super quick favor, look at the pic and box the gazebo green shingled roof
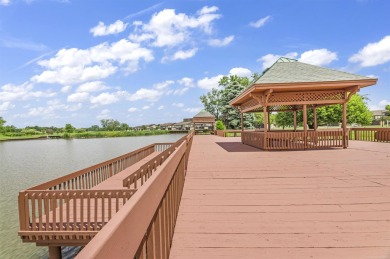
[193,110,215,118]
[255,57,373,85]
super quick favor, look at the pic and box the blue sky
[0,0,389,128]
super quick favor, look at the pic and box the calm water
[0,134,184,259]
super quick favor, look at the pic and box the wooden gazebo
[230,57,377,150]
[192,110,215,132]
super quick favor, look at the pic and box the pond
[0,134,184,259]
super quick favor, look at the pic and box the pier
[18,132,390,258]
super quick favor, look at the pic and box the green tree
[201,74,260,129]
[100,119,120,131]
[88,125,100,131]
[346,94,372,125]
[200,88,223,120]
[0,117,5,133]
[274,94,372,127]
[385,105,390,116]
[215,120,226,130]
[64,123,75,133]
[119,123,130,131]
[275,111,295,129]
[0,117,5,127]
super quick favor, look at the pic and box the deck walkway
[170,135,390,259]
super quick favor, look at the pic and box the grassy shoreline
[0,130,181,141]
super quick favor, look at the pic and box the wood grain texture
[170,136,390,259]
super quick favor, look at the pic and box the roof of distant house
[371,110,387,116]
[193,110,215,118]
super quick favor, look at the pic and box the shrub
[216,120,226,130]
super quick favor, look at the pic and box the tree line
[200,74,388,129]
[0,118,167,139]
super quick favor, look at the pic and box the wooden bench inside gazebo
[230,57,377,150]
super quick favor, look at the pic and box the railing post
[18,191,27,231]
[264,107,268,150]
[49,246,62,259]
[303,104,308,149]
[342,102,347,148]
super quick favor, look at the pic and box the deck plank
[169,136,390,259]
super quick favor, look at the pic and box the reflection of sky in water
[0,134,184,259]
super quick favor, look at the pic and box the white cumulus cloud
[177,77,194,87]
[158,105,164,110]
[67,92,89,102]
[197,75,224,90]
[90,92,120,105]
[229,67,252,77]
[76,81,108,92]
[153,80,174,90]
[90,20,128,37]
[0,82,56,102]
[0,101,14,112]
[299,49,338,66]
[32,39,153,85]
[0,0,10,6]
[165,48,198,62]
[127,88,162,102]
[208,35,234,47]
[128,107,138,112]
[249,16,271,28]
[349,35,390,67]
[61,85,72,93]
[129,6,221,48]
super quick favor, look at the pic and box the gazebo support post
[293,110,297,132]
[241,112,244,132]
[49,246,62,259]
[264,107,268,150]
[267,109,271,131]
[313,105,318,130]
[342,102,347,149]
[303,104,308,149]
[313,105,318,145]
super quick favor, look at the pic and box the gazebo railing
[349,127,390,142]
[242,129,344,150]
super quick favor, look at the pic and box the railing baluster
[59,193,63,231]
[31,194,36,231]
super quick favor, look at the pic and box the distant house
[160,123,175,130]
[173,121,192,131]
[372,110,387,120]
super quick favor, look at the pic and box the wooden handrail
[349,127,390,142]
[76,132,194,259]
[18,189,137,243]
[242,129,345,150]
[18,132,193,254]
[122,136,189,189]
[27,144,157,191]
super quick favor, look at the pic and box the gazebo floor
[170,135,390,259]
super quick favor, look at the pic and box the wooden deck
[170,135,390,259]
